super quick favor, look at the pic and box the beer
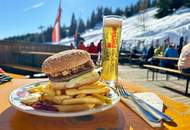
[101,16,123,84]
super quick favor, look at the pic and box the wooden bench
[152,56,179,61]
[144,64,190,94]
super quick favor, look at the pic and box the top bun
[42,50,92,74]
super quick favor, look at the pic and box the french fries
[21,81,112,112]
[78,81,107,90]
[52,95,72,104]
[28,85,47,93]
[92,94,112,104]
[55,90,62,96]
[65,87,109,96]
[75,93,87,98]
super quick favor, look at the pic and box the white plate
[9,81,120,117]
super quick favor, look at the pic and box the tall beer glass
[101,15,123,85]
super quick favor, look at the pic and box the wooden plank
[144,64,181,74]
[16,51,55,56]
[144,65,190,77]
[15,51,99,57]
[153,56,179,61]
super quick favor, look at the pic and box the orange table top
[0,79,190,130]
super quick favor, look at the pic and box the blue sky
[0,0,137,39]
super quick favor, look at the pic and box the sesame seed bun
[42,50,94,74]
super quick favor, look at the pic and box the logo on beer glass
[107,27,117,48]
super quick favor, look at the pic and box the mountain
[61,7,190,50]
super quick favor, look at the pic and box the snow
[60,7,190,50]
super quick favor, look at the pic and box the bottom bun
[50,71,100,89]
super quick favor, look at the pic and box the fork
[116,83,173,123]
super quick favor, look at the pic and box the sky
[0,0,137,39]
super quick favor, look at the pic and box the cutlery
[116,83,173,123]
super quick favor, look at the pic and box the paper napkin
[121,92,164,128]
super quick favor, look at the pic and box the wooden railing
[0,41,70,67]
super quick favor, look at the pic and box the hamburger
[21,50,111,112]
[42,49,100,89]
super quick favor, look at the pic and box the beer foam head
[103,15,123,27]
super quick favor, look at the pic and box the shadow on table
[160,85,190,97]
[0,104,177,130]
[0,105,126,130]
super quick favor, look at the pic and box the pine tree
[78,19,86,33]
[185,0,190,7]
[170,0,184,10]
[43,26,53,42]
[151,0,158,7]
[155,0,173,18]
[90,11,97,28]
[86,19,91,29]
[96,7,103,23]
[140,0,148,11]
[60,25,68,39]
[133,0,141,13]
[69,13,77,36]
[147,0,151,8]
[114,8,124,16]
[103,7,113,15]
[130,4,135,16]
[124,7,132,17]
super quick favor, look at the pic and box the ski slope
[61,7,190,50]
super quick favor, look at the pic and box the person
[146,45,154,62]
[178,43,190,74]
[88,42,97,53]
[88,42,98,64]
[179,36,184,46]
[177,36,184,55]
[77,41,87,51]
[131,46,139,58]
[153,45,163,65]
[74,33,85,47]
[97,39,102,53]
[177,43,183,56]
[162,39,169,54]
[164,44,178,57]
[160,44,179,68]
[154,46,163,56]
[69,43,75,50]
[142,46,147,56]
[184,36,188,45]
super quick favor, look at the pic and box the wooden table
[153,56,179,61]
[1,79,190,130]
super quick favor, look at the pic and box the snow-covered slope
[61,7,190,49]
